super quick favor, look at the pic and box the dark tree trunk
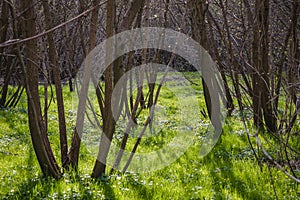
[188,0,212,118]
[92,0,145,177]
[257,0,277,132]
[20,0,61,178]
[92,0,116,178]
[67,0,102,169]
[41,0,68,165]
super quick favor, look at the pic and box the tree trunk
[0,0,9,107]
[92,0,116,178]
[42,0,68,166]
[67,0,101,169]
[41,0,68,165]
[0,0,8,57]
[255,0,277,132]
[0,60,14,107]
[92,0,145,177]
[252,0,264,130]
[188,0,212,118]
[288,0,299,106]
[20,0,61,178]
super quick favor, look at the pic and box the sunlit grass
[0,76,299,199]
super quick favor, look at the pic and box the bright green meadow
[0,72,299,199]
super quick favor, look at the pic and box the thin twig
[0,1,107,48]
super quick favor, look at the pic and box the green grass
[0,75,299,199]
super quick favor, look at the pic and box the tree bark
[67,0,101,169]
[20,0,61,178]
[0,0,9,107]
[92,0,116,178]
[41,0,68,165]
[254,0,277,132]
[92,0,145,177]
[188,0,212,118]
[288,0,299,106]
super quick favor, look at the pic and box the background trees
[0,0,299,182]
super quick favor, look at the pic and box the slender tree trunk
[0,60,13,107]
[0,0,9,107]
[252,0,264,129]
[0,0,8,56]
[92,0,144,177]
[67,0,101,169]
[92,0,116,178]
[113,0,146,118]
[41,0,68,164]
[256,0,277,132]
[92,0,145,177]
[20,0,61,178]
[288,0,299,106]
[188,0,212,118]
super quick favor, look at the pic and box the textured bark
[254,0,277,132]
[188,0,212,118]
[67,0,101,169]
[41,0,68,165]
[92,0,116,178]
[0,0,8,74]
[20,0,61,178]
[0,0,9,107]
[111,4,146,170]
[288,0,299,106]
[0,0,8,51]
[113,0,145,86]
[252,0,264,129]
[92,0,145,177]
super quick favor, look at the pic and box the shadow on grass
[3,145,116,199]
[126,174,153,199]
[75,173,116,199]
[4,146,53,199]
[206,147,269,199]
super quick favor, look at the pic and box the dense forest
[0,0,299,199]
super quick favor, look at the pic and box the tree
[0,0,298,183]
[92,0,146,178]
[41,0,68,165]
[20,0,61,178]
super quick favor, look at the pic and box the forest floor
[0,73,299,199]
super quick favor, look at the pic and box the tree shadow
[2,136,118,199]
[124,174,153,199]
[207,151,269,200]
[4,146,54,199]
[75,173,117,200]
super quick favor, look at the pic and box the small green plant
[0,84,299,199]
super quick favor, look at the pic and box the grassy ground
[0,74,299,199]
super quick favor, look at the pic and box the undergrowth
[0,74,299,199]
